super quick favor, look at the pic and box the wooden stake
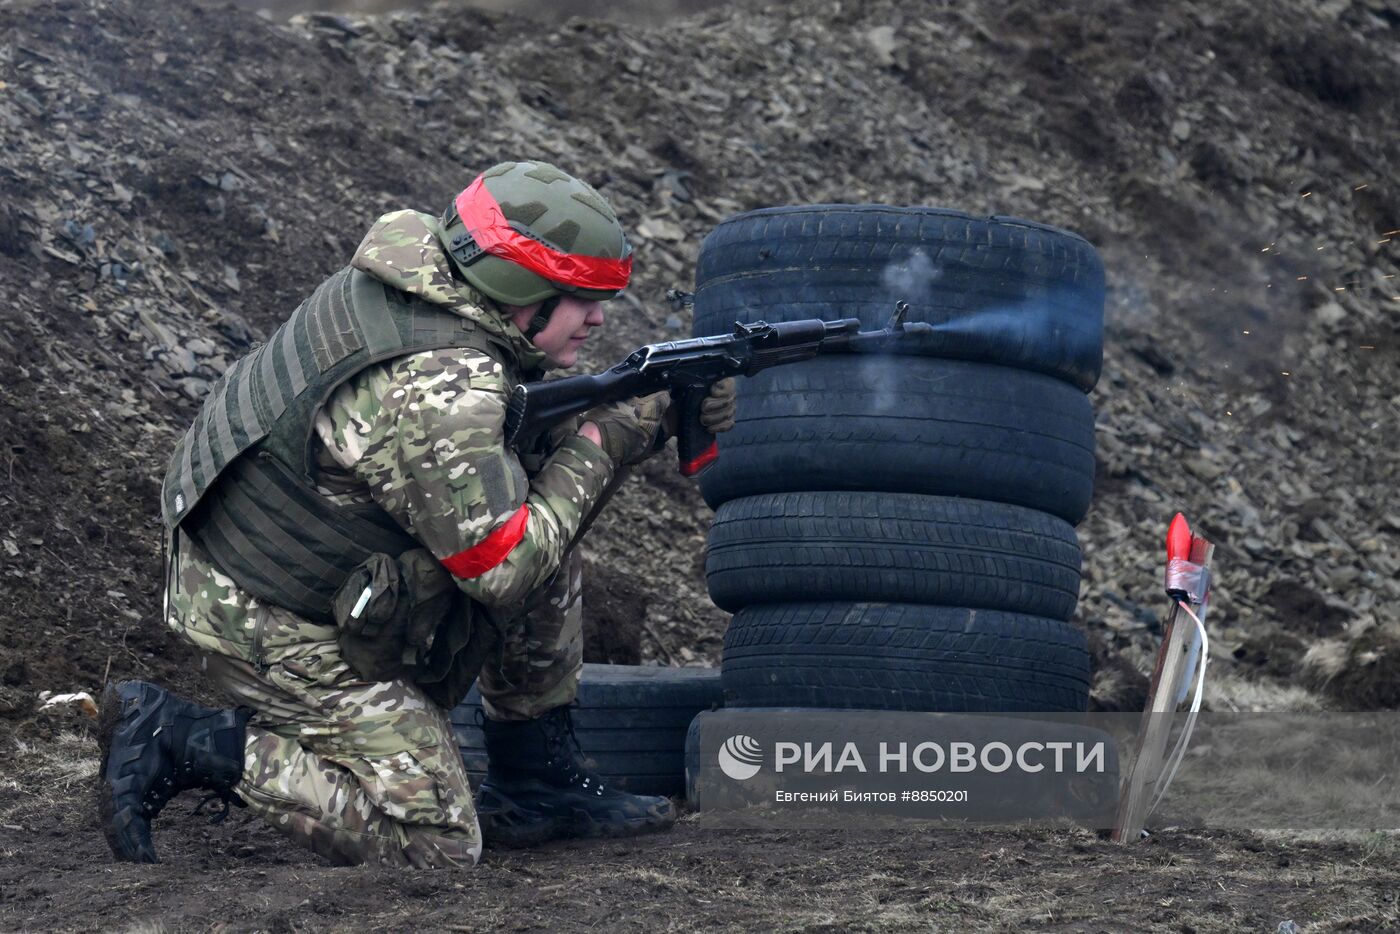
[1112,528,1213,842]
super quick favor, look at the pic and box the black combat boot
[476,705,676,847]
[97,680,251,863]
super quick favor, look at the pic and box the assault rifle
[504,302,933,477]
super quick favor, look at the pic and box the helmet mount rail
[446,218,569,337]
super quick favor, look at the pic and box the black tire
[706,492,1082,620]
[451,664,722,797]
[722,603,1090,713]
[699,355,1096,524]
[693,205,1104,391]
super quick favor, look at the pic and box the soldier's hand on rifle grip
[699,377,736,433]
[661,377,736,438]
[580,391,670,468]
[671,378,736,477]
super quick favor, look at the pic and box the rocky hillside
[2,0,1399,727]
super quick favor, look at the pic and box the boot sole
[96,682,158,864]
[481,807,675,849]
[479,814,568,849]
[570,804,676,840]
[476,783,570,850]
[96,683,127,860]
[477,783,676,848]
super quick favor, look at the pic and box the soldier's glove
[584,390,670,467]
[661,377,738,438]
[699,377,737,433]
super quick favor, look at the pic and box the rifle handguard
[503,308,930,478]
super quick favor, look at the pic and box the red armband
[441,504,530,579]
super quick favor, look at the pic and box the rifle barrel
[825,321,936,353]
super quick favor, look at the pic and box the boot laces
[136,698,246,820]
[540,707,606,795]
[140,774,181,819]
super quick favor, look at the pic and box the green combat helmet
[441,160,633,337]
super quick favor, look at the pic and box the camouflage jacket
[169,210,615,659]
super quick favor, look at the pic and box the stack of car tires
[691,205,1104,714]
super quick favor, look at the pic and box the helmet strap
[525,295,561,340]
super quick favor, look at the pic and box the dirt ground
[2,727,1398,932]
[2,0,1399,927]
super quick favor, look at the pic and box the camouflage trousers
[478,547,584,721]
[166,533,585,867]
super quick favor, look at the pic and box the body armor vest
[160,267,517,623]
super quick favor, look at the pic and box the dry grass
[0,730,99,827]
[1258,828,1400,849]
[1204,667,1325,712]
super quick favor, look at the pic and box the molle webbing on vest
[158,266,513,622]
[160,267,508,530]
[182,453,418,623]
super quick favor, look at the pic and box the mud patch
[1262,580,1353,637]
[1308,626,1400,710]
[581,560,647,665]
[1086,630,1149,713]
[1232,632,1307,680]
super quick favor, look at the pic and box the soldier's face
[510,296,606,368]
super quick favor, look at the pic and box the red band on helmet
[441,504,530,579]
[455,175,632,292]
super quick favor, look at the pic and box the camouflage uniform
[166,210,614,867]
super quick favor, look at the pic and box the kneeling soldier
[98,160,735,867]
